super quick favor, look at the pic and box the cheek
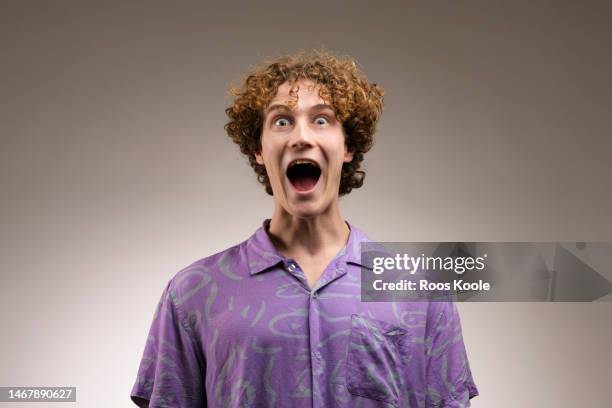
[258,141,272,167]
[260,148,281,178]
[332,146,349,167]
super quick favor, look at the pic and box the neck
[267,201,349,259]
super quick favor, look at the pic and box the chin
[282,196,330,219]
[287,204,324,219]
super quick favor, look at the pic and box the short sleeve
[131,280,206,407]
[424,300,479,408]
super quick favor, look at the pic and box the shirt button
[287,263,296,272]
[312,351,322,360]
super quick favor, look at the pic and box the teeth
[289,159,319,169]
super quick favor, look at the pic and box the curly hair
[224,49,384,196]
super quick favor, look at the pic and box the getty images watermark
[371,252,491,292]
[360,242,612,302]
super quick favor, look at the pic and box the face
[255,79,353,218]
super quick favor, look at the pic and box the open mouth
[286,159,321,192]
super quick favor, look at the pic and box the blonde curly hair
[224,49,384,196]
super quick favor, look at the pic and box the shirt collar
[245,219,371,276]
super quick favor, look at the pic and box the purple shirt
[131,219,479,407]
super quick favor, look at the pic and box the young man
[131,50,479,407]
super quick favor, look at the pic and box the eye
[273,117,291,127]
[314,116,329,126]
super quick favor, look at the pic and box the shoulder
[347,222,375,242]
[165,239,250,308]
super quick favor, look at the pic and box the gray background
[1,1,611,407]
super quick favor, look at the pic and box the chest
[297,259,330,290]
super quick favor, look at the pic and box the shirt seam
[167,278,206,367]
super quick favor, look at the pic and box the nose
[289,120,315,150]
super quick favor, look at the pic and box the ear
[343,149,354,163]
[255,151,264,165]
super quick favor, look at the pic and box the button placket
[285,261,309,292]
[309,291,322,407]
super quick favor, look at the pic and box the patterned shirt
[131,219,479,407]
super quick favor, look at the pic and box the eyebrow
[264,103,335,117]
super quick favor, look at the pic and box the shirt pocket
[346,314,409,407]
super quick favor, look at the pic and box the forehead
[267,79,330,109]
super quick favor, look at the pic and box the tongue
[291,175,318,191]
